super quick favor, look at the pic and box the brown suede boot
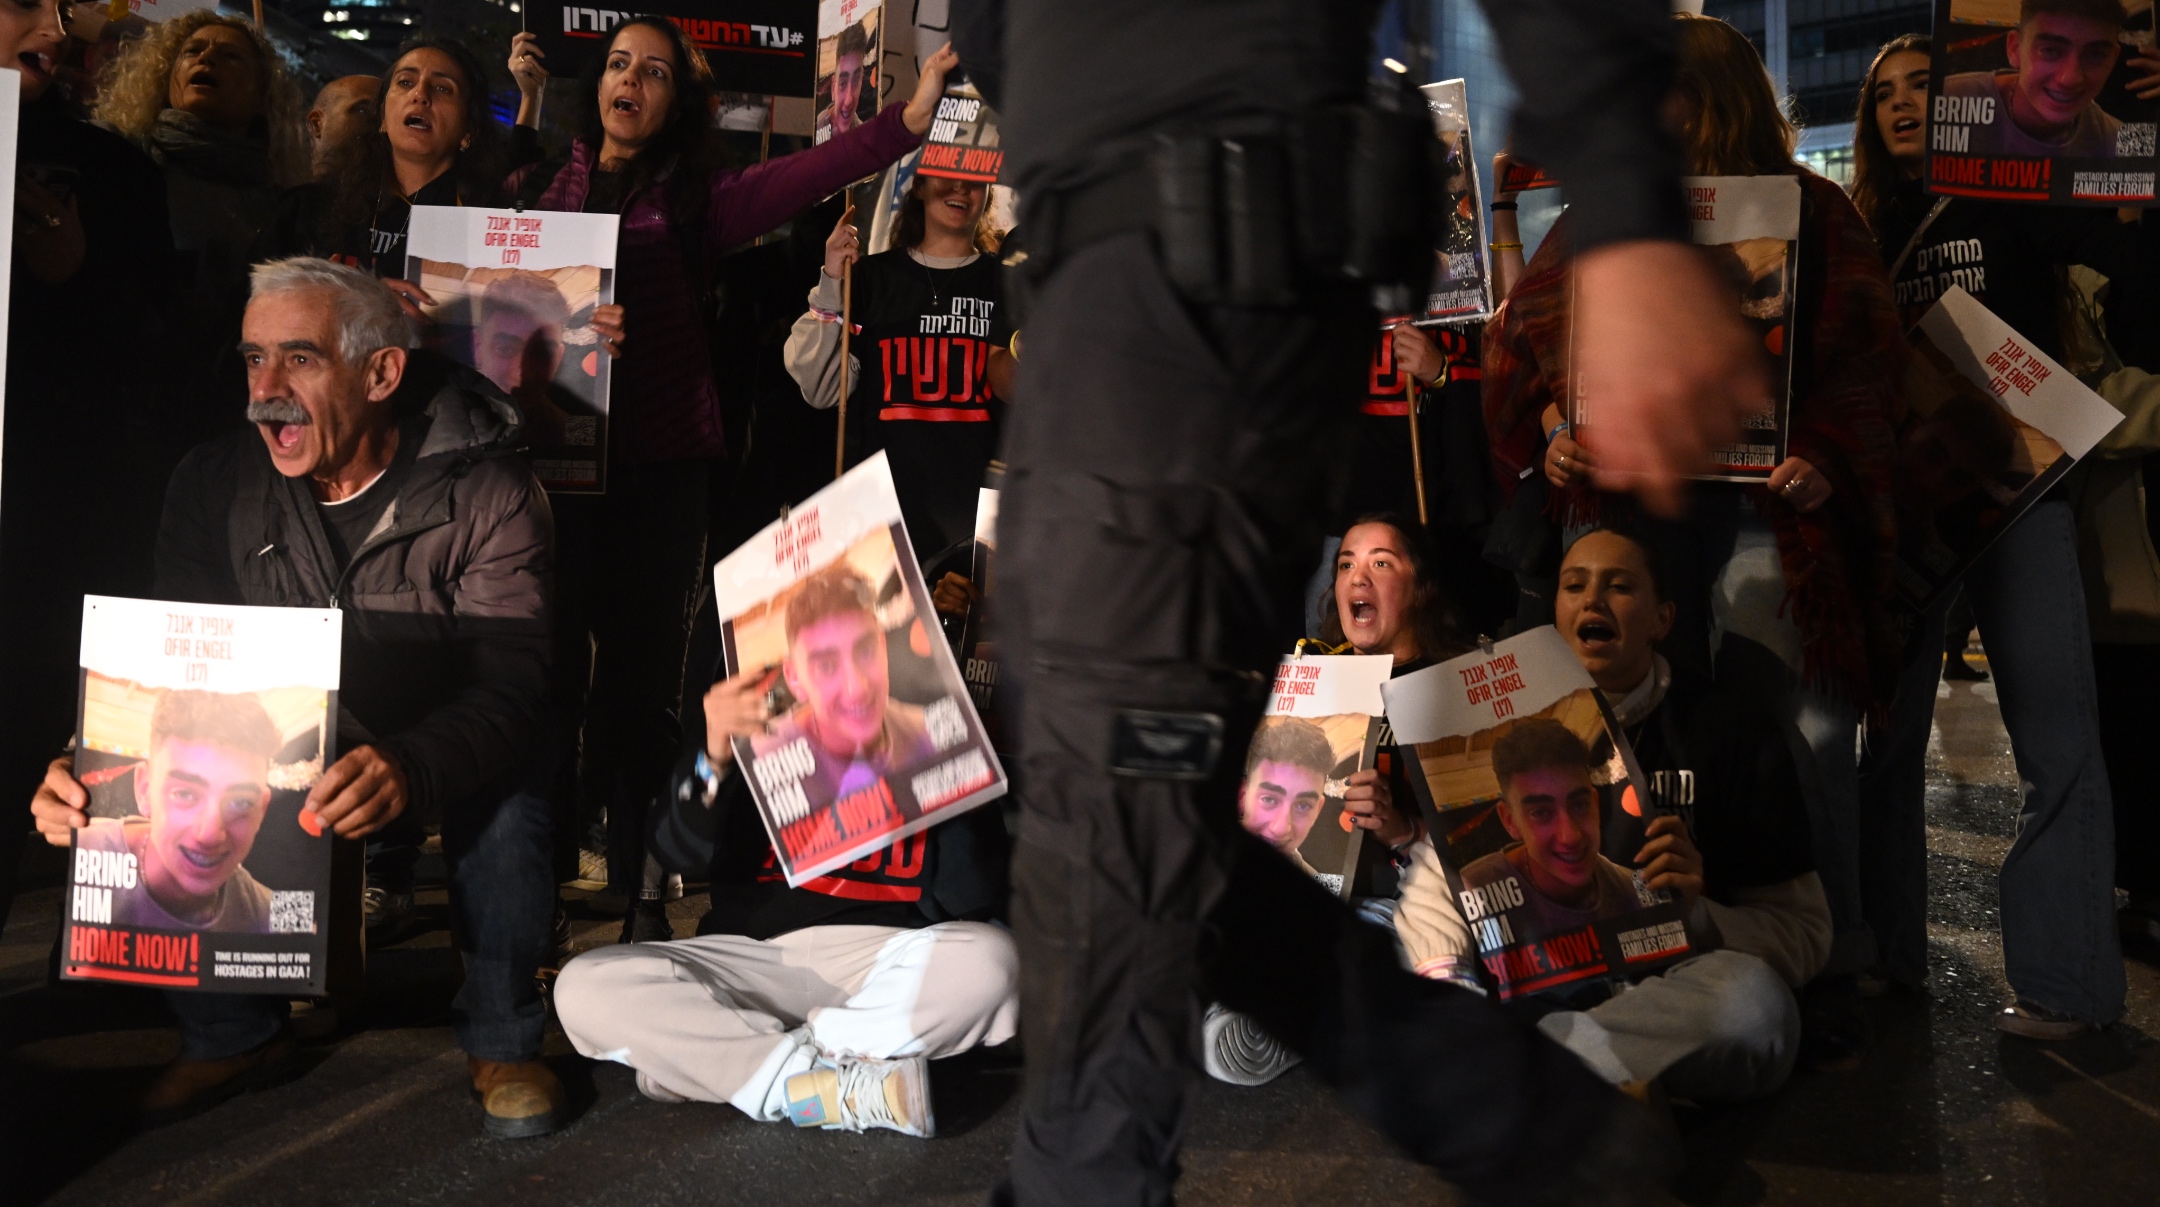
[139,1028,299,1126]
[469,1057,567,1139]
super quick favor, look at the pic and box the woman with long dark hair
[1485,12,1906,1068]
[1848,32,2145,1042]
[509,20,956,940]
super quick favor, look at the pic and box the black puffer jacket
[153,353,553,820]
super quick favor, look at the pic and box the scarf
[148,107,269,190]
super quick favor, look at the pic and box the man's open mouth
[177,844,226,871]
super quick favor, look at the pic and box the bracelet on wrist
[1546,420,1572,444]
[1489,241,1523,251]
[1490,200,1518,212]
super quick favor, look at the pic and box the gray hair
[248,257,415,363]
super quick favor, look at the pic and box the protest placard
[1399,79,1492,326]
[1572,175,1799,483]
[713,453,1006,885]
[407,205,619,494]
[816,0,883,145]
[1894,283,2124,610]
[61,596,342,996]
[528,1,815,98]
[1928,0,2159,205]
[1246,655,1393,901]
[1383,628,1690,1002]
[917,83,1001,183]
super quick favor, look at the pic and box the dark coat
[153,354,553,819]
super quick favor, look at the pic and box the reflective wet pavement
[2,669,2156,1205]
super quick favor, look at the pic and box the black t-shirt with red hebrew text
[843,249,1014,557]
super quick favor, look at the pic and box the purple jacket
[519,104,920,464]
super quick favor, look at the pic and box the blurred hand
[16,178,85,285]
[1490,149,1522,202]
[932,571,977,619]
[305,745,408,839]
[591,303,626,357]
[703,667,777,767]
[823,202,859,281]
[30,756,87,848]
[902,44,960,136]
[1635,814,1704,915]
[1766,456,1831,513]
[1343,768,1416,848]
[379,277,435,325]
[509,32,549,96]
[1574,241,1764,516]
[1392,323,1448,388]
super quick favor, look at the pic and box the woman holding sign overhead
[1482,11,1905,1071]
[505,21,955,939]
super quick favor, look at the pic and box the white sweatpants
[553,922,1019,1121]
[1536,950,1800,1103]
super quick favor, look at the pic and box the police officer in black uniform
[953,2,1728,1203]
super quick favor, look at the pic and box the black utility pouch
[1152,133,1223,304]
[1221,138,1297,307]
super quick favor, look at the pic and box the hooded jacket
[152,354,553,820]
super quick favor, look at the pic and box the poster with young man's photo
[815,0,883,145]
[1400,78,1492,326]
[713,453,1005,885]
[1243,655,1392,901]
[61,596,342,995]
[1894,284,2124,611]
[1383,628,1691,1002]
[1928,0,2160,204]
[1571,175,1798,483]
[407,205,619,494]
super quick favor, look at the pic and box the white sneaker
[1202,1003,1301,1086]
[782,1054,934,1137]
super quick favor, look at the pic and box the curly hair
[93,10,309,187]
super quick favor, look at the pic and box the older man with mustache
[31,257,562,1138]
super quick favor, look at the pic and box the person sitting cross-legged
[1394,524,1833,1102]
[551,642,1018,1137]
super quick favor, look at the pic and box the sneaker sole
[483,1108,566,1140]
[1994,1013,2092,1042]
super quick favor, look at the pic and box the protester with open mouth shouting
[504,22,957,943]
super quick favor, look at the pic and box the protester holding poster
[503,19,955,934]
[28,258,565,1138]
[1485,16,1903,1007]
[0,0,180,932]
[551,624,1017,1138]
[785,172,1012,557]
[1850,33,2136,1040]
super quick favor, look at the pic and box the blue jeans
[168,784,557,1061]
[1857,500,2124,1023]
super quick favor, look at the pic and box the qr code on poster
[2119,123,2156,158]
[269,891,316,934]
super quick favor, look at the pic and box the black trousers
[552,461,715,896]
[997,235,1621,1206]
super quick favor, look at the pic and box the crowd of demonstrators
[504,20,956,943]
[3,0,2159,1181]
[1485,12,1904,1068]
[1847,28,2151,1039]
